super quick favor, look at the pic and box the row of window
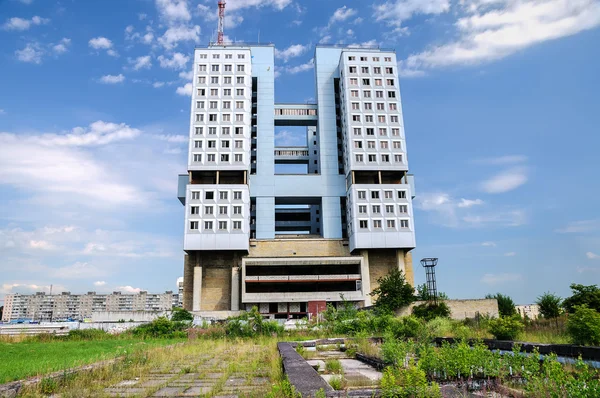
[351,114,400,123]
[194,126,246,135]
[347,56,393,62]
[357,204,408,214]
[348,78,395,86]
[357,219,409,229]
[194,114,246,123]
[349,90,397,99]
[348,66,394,74]
[190,220,243,231]
[197,76,246,85]
[357,190,407,200]
[193,139,245,149]
[196,100,247,110]
[190,191,244,200]
[351,127,401,136]
[353,140,402,150]
[350,102,397,111]
[190,205,243,215]
[196,88,247,96]
[354,154,403,163]
[274,108,317,116]
[192,154,244,162]
[198,53,246,60]
[197,64,246,72]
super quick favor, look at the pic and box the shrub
[225,307,284,337]
[171,307,194,322]
[131,317,187,338]
[486,293,517,317]
[266,377,301,398]
[39,377,59,395]
[566,305,600,346]
[329,376,345,390]
[325,359,343,374]
[488,316,524,340]
[388,316,427,341]
[381,362,441,398]
[381,334,413,365]
[370,269,416,313]
[412,302,451,321]
[67,328,109,340]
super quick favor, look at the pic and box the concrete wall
[91,311,171,322]
[248,238,352,258]
[397,299,499,320]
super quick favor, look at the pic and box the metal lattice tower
[420,258,439,304]
[217,0,226,45]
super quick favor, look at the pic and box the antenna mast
[217,0,226,45]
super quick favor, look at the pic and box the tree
[415,283,449,301]
[562,284,600,313]
[171,307,194,322]
[535,292,562,319]
[486,293,516,317]
[0,306,3,321]
[566,305,600,346]
[370,269,416,313]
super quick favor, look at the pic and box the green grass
[0,337,181,383]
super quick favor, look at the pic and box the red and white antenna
[217,0,226,45]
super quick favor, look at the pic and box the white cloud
[94,281,106,286]
[153,81,166,88]
[29,240,55,250]
[52,38,71,54]
[374,0,450,28]
[157,25,200,49]
[504,251,516,257]
[481,167,528,193]
[275,130,306,146]
[555,220,600,234]
[107,49,119,57]
[462,210,526,227]
[458,198,484,208]
[481,241,497,247]
[157,52,189,69]
[99,74,125,84]
[275,44,308,62]
[481,273,522,285]
[88,36,113,50]
[223,0,292,11]
[34,121,141,147]
[474,155,528,165]
[156,0,191,23]
[284,60,314,74]
[330,6,357,24]
[155,134,187,143]
[176,83,192,96]
[347,40,379,48]
[15,43,43,63]
[587,252,599,260]
[117,285,143,293]
[319,35,332,44]
[179,70,193,80]
[401,0,600,73]
[3,15,49,31]
[49,262,106,279]
[130,55,152,70]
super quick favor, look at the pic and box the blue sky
[1,0,599,304]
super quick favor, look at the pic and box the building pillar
[321,196,342,238]
[404,250,415,287]
[360,250,372,306]
[192,266,202,312]
[183,253,194,311]
[231,267,240,311]
[256,197,275,239]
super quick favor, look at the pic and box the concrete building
[178,44,416,319]
[1,291,175,322]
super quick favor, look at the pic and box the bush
[171,307,194,322]
[486,293,516,317]
[388,316,427,340]
[412,302,451,321]
[225,307,284,337]
[536,292,562,319]
[325,359,343,374]
[566,305,600,346]
[380,362,441,398]
[329,376,346,390]
[488,316,524,340]
[67,329,109,340]
[131,317,187,338]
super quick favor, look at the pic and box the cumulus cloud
[3,15,49,31]
[15,43,44,63]
[52,38,71,54]
[88,36,113,50]
[457,198,484,208]
[275,44,308,62]
[130,55,152,70]
[481,167,528,193]
[156,0,191,23]
[374,0,449,28]
[176,83,192,96]
[179,70,193,80]
[481,273,522,285]
[29,240,55,250]
[400,0,600,74]
[281,59,314,75]
[329,6,357,25]
[157,52,189,69]
[33,121,141,147]
[157,25,200,49]
[94,281,106,286]
[99,74,125,84]
[587,252,599,260]
[117,285,143,293]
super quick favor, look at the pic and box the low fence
[396,299,499,320]
[0,321,146,336]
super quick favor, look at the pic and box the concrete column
[192,266,202,312]
[321,196,342,238]
[404,250,415,287]
[396,249,406,274]
[183,254,194,311]
[360,250,372,306]
[231,267,240,311]
[256,197,275,239]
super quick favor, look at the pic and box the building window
[191,191,200,200]
[237,65,245,72]
[393,141,401,149]
[219,191,228,200]
[385,57,392,62]
[353,127,362,135]
[395,154,403,163]
[211,65,219,72]
[238,54,245,59]
[355,154,364,162]
[349,66,357,73]
[351,90,359,97]
[213,54,220,59]
[392,128,400,136]
[204,221,213,230]
[350,78,358,85]
[358,205,367,214]
[205,191,215,199]
[199,54,207,59]
[235,127,243,135]
[193,154,202,162]
[190,206,199,215]
[208,140,216,148]
[387,220,396,229]
[360,56,367,61]
[366,128,374,136]
[387,79,395,86]
[373,220,382,228]
[398,190,406,199]
[223,101,231,109]
[361,67,369,73]
[195,114,204,122]
[198,76,206,83]
[209,114,217,122]
[223,89,231,96]
[368,154,377,162]
[363,90,371,98]
[380,141,388,149]
[374,67,381,74]
[386,205,394,213]
[399,205,408,213]
[400,220,409,228]
[222,114,231,122]
[211,76,219,84]
[362,78,370,85]
[207,154,215,162]
[224,76,232,84]
[194,127,203,135]
[198,65,206,71]
[367,141,375,149]
[233,205,242,214]
[224,65,232,72]
[234,191,242,200]
[190,221,199,230]
[358,191,366,199]
[375,79,382,86]
[388,91,396,99]
[384,190,393,199]
[381,154,390,162]
[194,140,202,148]
[364,102,372,110]
[196,101,204,109]
[371,191,380,199]
[219,221,228,230]
[378,115,386,123]
[376,90,383,98]
[391,116,399,123]
[359,220,368,229]
[372,205,381,213]
[386,67,393,73]
[205,206,214,214]
[236,89,244,96]
[210,101,218,109]
[373,57,380,62]
[221,154,229,162]
[234,140,243,148]
[233,221,242,230]
[348,56,355,60]
[237,77,244,84]
[211,89,218,96]
[234,154,243,162]
[390,103,397,110]
[354,141,362,149]
[209,127,217,135]
[221,140,230,148]
[352,115,361,122]
[352,102,360,110]
[219,206,228,215]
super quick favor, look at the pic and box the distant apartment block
[1,291,176,322]
[178,44,417,318]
